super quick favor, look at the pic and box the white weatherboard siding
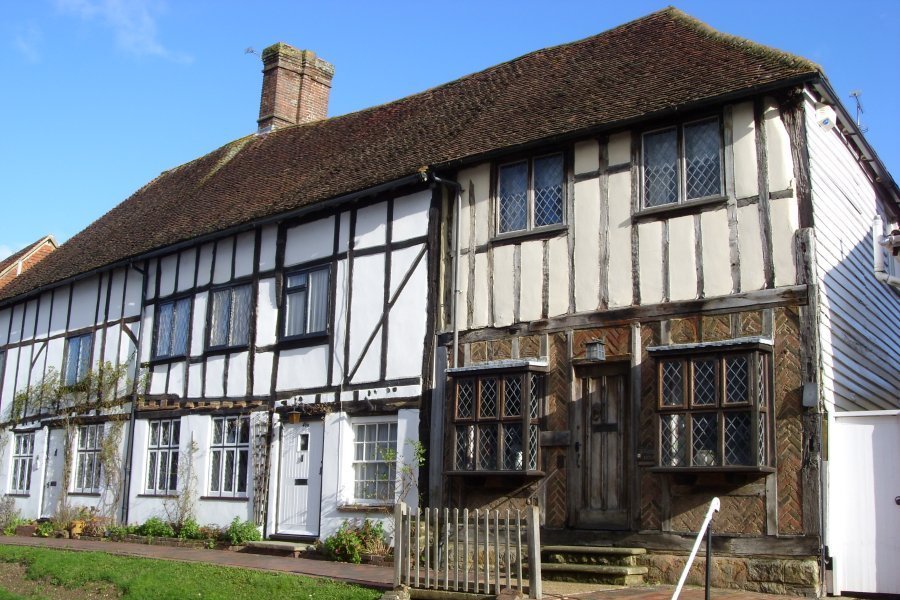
[805,98,900,411]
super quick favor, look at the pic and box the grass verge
[0,545,380,600]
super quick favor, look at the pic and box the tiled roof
[0,7,819,303]
[0,236,56,278]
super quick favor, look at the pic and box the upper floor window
[283,267,329,339]
[74,424,103,494]
[498,153,565,234]
[642,117,722,208]
[652,343,772,470]
[208,284,252,350]
[64,333,93,386]
[154,297,191,359]
[10,432,35,494]
[353,421,397,503]
[209,416,250,497]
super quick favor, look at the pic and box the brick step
[541,545,647,567]
[540,562,648,586]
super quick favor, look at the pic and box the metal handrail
[672,496,720,600]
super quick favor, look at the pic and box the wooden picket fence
[392,502,541,599]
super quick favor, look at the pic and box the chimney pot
[257,42,334,133]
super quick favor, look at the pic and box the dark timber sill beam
[437,284,808,345]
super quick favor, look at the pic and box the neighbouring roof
[0,7,820,303]
[0,235,57,279]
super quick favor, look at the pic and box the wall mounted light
[585,338,607,362]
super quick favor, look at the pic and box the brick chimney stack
[257,42,334,133]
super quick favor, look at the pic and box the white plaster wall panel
[764,98,793,193]
[140,305,155,364]
[607,171,633,307]
[256,279,278,347]
[177,249,197,292]
[107,270,125,321]
[351,335,382,384]
[103,324,121,365]
[319,412,351,535]
[36,293,52,339]
[349,253,385,373]
[253,352,273,397]
[608,132,631,167]
[389,245,423,297]
[187,362,203,398]
[49,288,69,335]
[45,337,64,377]
[21,299,38,341]
[737,204,766,291]
[127,419,152,514]
[149,365,167,395]
[226,352,248,397]
[668,215,697,301]
[120,323,138,370]
[205,355,225,397]
[455,253,470,331]
[574,179,601,312]
[190,292,207,357]
[277,345,329,391]
[68,279,98,332]
[386,257,427,380]
[638,221,664,305]
[770,196,799,287]
[392,190,430,243]
[457,173,472,251]
[7,305,23,345]
[0,430,12,497]
[0,349,18,419]
[196,243,214,287]
[258,225,278,272]
[159,254,178,298]
[731,101,759,199]
[285,216,335,267]
[26,344,42,389]
[574,139,599,174]
[700,209,733,297]
[145,260,157,301]
[396,409,421,509]
[97,273,110,325]
[548,236,568,317]
[520,241,543,322]
[337,212,351,254]
[330,259,349,386]
[0,309,9,345]
[213,237,234,284]
[168,361,185,397]
[467,163,492,247]
[472,253,490,328]
[354,203,387,250]
[492,246,515,327]
[123,267,143,318]
[15,345,33,394]
[234,231,255,279]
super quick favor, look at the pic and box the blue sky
[1,0,898,259]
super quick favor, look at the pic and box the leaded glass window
[209,416,250,497]
[64,333,93,386]
[452,371,544,472]
[497,153,565,234]
[10,432,35,494]
[208,284,252,349]
[74,424,103,494]
[154,297,191,359]
[642,118,722,209]
[147,419,180,495]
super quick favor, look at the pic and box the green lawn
[0,546,381,600]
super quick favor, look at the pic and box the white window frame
[641,116,724,209]
[282,265,330,339]
[207,284,253,350]
[496,151,566,235]
[74,423,103,494]
[153,297,192,359]
[10,432,35,494]
[63,333,93,387]
[208,415,251,498]
[352,420,398,504]
[146,419,181,495]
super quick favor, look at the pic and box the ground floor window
[209,416,250,497]
[74,424,103,494]
[352,422,397,503]
[146,419,180,495]
[10,432,35,494]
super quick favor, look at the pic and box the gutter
[0,173,429,310]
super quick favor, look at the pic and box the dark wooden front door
[572,366,629,529]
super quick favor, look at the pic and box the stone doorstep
[541,564,648,577]
[541,546,647,556]
[243,540,312,557]
[540,563,649,587]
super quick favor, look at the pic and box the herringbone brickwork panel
[670,317,700,344]
[469,341,487,364]
[701,315,732,342]
[519,335,541,358]
[640,471,661,530]
[571,326,630,359]
[670,495,765,534]
[639,324,660,450]
[546,333,569,432]
[546,449,568,528]
[488,339,512,361]
[740,311,763,336]
[774,307,804,535]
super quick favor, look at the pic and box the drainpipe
[873,215,900,286]
[429,174,463,364]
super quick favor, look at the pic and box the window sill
[446,470,545,478]
[199,495,249,502]
[276,333,330,352]
[490,223,568,247]
[6,493,30,498]
[68,492,101,498]
[337,503,394,513]
[204,345,250,358]
[146,355,189,367]
[632,195,727,222]
[137,493,178,499]
[650,466,775,474]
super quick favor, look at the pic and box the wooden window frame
[152,296,192,360]
[10,431,35,494]
[351,420,398,504]
[73,423,103,494]
[495,151,567,236]
[208,415,251,498]
[146,418,181,496]
[205,283,253,351]
[280,265,331,342]
[63,333,93,387]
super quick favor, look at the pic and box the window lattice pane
[644,128,678,207]
[504,376,521,417]
[533,154,564,227]
[528,424,539,471]
[480,378,498,418]
[529,374,541,419]
[172,298,190,356]
[230,285,252,346]
[693,359,717,406]
[725,356,749,404]
[457,380,474,419]
[660,414,686,467]
[155,302,174,357]
[691,413,718,466]
[456,425,474,470]
[499,162,528,233]
[758,412,767,464]
[502,424,523,470]
[724,412,752,465]
[209,290,230,347]
[661,361,684,406]
[478,425,498,470]
[684,119,721,199]
[757,355,767,409]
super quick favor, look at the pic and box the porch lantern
[585,338,607,362]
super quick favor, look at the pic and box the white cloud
[56,0,191,63]
[12,22,42,63]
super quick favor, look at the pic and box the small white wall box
[815,103,837,132]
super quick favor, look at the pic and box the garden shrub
[225,518,261,545]
[35,521,55,538]
[0,496,21,536]
[139,517,175,538]
[177,516,203,540]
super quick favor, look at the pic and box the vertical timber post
[394,502,405,588]
[526,504,542,599]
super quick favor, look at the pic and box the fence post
[526,504,542,600]
[394,501,405,588]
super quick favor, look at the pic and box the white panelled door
[276,422,324,536]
